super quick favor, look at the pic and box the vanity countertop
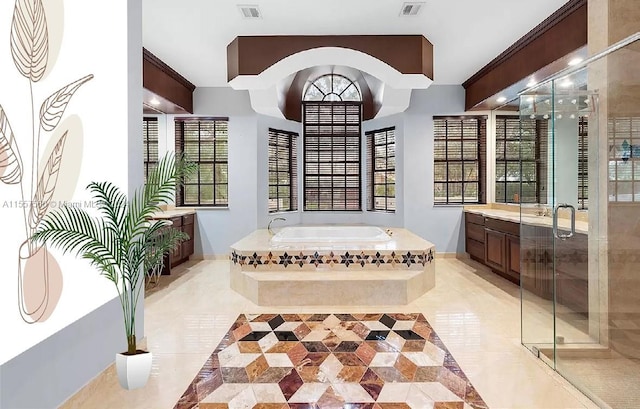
[464,206,588,235]
[149,209,196,219]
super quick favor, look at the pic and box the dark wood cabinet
[181,216,195,260]
[520,225,553,300]
[505,234,520,282]
[555,232,588,316]
[465,212,520,285]
[159,213,196,274]
[517,222,588,317]
[465,213,485,262]
[466,211,588,316]
[485,229,506,273]
[169,216,183,267]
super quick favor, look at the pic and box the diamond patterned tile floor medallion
[174,313,488,409]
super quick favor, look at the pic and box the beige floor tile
[60,258,602,409]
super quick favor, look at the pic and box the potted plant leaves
[31,153,196,389]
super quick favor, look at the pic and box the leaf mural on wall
[10,0,48,82]
[0,105,23,184]
[28,131,67,231]
[40,74,94,131]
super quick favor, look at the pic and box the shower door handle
[553,203,576,240]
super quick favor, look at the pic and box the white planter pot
[115,351,153,390]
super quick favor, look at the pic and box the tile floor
[61,258,600,409]
[174,312,487,408]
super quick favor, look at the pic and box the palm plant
[31,153,196,355]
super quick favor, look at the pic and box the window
[433,116,486,204]
[367,127,396,212]
[303,73,360,102]
[495,115,548,203]
[174,118,228,207]
[303,74,362,211]
[143,117,158,182]
[578,116,588,209]
[608,117,640,202]
[268,128,298,213]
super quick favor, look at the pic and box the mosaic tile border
[174,313,488,409]
[230,249,435,270]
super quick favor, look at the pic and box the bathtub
[230,226,436,305]
[270,225,391,244]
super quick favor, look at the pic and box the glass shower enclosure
[519,33,640,409]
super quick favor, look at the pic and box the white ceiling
[142,0,569,87]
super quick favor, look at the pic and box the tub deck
[229,227,435,305]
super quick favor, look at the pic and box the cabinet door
[555,233,588,315]
[484,229,506,273]
[181,221,194,258]
[505,234,520,284]
[170,217,183,266]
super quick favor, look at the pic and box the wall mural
[0,0,92,323]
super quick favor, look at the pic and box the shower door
[520,33,640,409]
[520,67,599,363]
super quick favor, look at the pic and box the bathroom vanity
[149,210,196,275]
[465,208,588,317]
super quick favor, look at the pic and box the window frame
[268,128,298,213]
[174,117,229,207]
[366,127,396,212]
[495,115,547,204]
[303,73,361,102]
[433,116,487,205]
[302,101,363,211]
[143,117,158,183]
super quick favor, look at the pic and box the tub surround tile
[231,249,434,271]
[230,229,436,306]
[174,313,487,408]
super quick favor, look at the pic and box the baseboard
[194,254,230,261]
[538,345,613,360]
[58,338,147,409]
[0,297,130,409]
[436,252,469,259]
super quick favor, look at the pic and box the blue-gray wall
[1,298,126,409]
[404,85,468,253]
[180,84,469,256]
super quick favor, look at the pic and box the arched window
[303,74,361,102]
[302,74,362,211]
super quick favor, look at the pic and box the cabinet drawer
[465,212,485,226]
[466,238,484,261]
[466,222,485,242]
[485,217,519,236]
[170,216,182,228]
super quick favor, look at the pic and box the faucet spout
[268,217,286,235]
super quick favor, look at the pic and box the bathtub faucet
[268,217,286,235]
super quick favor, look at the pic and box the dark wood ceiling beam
[227,35,434,82]
[462,0,587,111]
[143,48,196,114]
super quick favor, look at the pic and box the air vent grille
[400,2,425,16]
[238,5,261,19]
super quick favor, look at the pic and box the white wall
[0,0,142,407]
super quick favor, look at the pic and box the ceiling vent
[400,2,425,16]
[238,5,261,19]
